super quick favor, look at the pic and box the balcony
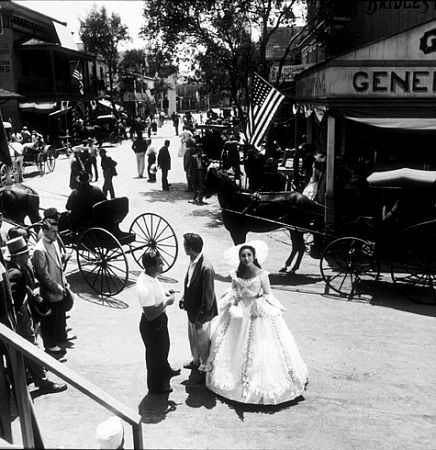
[17,78,95,100]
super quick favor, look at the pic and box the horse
[204,167,324,272]
[0,183,41,224]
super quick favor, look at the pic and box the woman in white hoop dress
[205,241,308,405]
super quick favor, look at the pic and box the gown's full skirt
[205,285,308,405]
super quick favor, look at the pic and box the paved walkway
[8,121,436,449]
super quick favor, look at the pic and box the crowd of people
[136,234,308,405]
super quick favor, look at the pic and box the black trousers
[139,313,171,391]
[40,300,67,349]
[161,168,169,190]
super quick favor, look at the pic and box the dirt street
[9,121,436,449]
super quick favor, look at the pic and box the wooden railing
[0,323,143,449]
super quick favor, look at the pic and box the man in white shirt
[136,250,180,394]
[9,134,24,182]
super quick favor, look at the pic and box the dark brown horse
[0,183,41,224]
[204,167,324,272]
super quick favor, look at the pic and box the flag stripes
[72,61,84,95]
[246,73,285,149]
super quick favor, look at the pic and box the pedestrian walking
[33,219,69,353]
[132,134,147,178]
[136,250,180,394]
[178,126,193,158]
[146,139,157,183]
[171,112,180,136]
[157,140,171,191]
[189,145,209,205]
[100,149,118,199]
[179,233,217,383]
[87,137,99,182]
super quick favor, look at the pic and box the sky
[15,1,147,49]
[15,0,306,51]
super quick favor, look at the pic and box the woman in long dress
[205,241,308,405]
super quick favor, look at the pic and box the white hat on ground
[95,416,124,449]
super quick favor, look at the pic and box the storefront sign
[352,69,436,93]
[269,64,312,83]
[297,66,436,98]
[366,1,436,15]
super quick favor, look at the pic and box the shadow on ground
[138,183,191,203]
[319,279,436,317]
[65,271,130,309]
[182,370,216,410]
[138,393,180,424]
[189,207,223,229]
[270,272,323,286]
[216,394,305,422]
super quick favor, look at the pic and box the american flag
[245,73,285,148]
[72,61,84,95]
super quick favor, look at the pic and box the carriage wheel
[129,213,178,272]
[391,240,436,305]
[320,237,379,297]
[0,164,10,186]
[36,153,45,175]
[77,227,128,297]
[46,147,56,172]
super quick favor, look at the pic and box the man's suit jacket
[183,254,217,324]
[33,239,65,303]
[6,261,35,311]
[158,145,171,170]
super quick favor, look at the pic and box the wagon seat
[91,197,136,245]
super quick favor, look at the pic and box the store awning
[19,102,57,113]
[345,117,436,131]
[98,99,124,112]
[0,89,22,100]
[367,168,436,188]
[49,106,72,117]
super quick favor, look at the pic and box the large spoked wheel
[0,164,11,186]
[77,227,128,297]
[391,237,436,305]
[36,153,45,175]
[129,213,178,272]
[320,237,379,297]
[46,146,56,172]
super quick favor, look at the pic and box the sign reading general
[297,66,436,98]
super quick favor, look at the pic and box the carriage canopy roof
[367,168,436,188]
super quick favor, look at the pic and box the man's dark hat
[43,207,60,221]
[76,171,91,183]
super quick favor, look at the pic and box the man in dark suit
[157,139,171,191]
[6,236,67,393]
[179,233,217,380]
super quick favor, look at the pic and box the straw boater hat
[95,416,124,449]
[6,236,29,257]
[224,240,269,267]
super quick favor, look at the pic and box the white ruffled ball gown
[205,269,308,405]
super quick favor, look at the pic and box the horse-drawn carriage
[22,142,56,176]
[0,185,178,297]
[57,197,178,296]
[320,168,436,304]
[205,166,436,305]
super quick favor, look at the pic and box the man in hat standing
[33,219,71,353]
[100,149,118,199]
[7,236,67,392]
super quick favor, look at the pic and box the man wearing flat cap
[7,236,67,393]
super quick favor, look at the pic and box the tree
[79,6,130,114]
[141,0,302,115]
